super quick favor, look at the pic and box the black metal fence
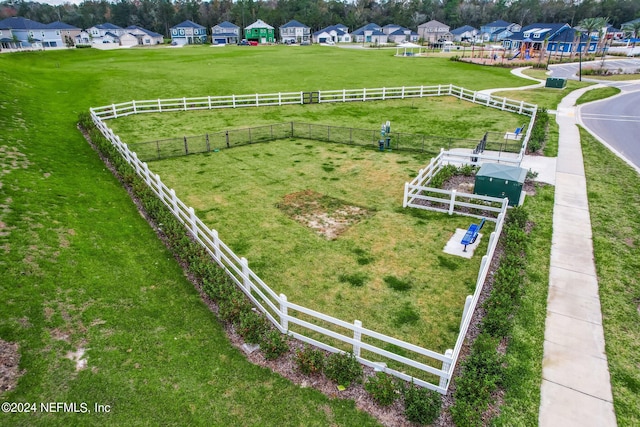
[128,122,521,162]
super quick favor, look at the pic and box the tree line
[1,0,638,39]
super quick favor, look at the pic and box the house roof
[352,23,382,35]
[0,17,48,30]
[383,24,401,30]
[484,20,510,28]
[389,28,418,36]
[281,20,308,29]
[104,31,119,38]
[215,21,239,29]
[506,23,570,42]
[0,37,15,42]
[95,23,123,30]
[171,20,205,30]
[125,25,163,38]
[451,25,477,35]
[245,19,274,30]
[314,24,348,36]
[418,20,449,29]
[45,21,80,30]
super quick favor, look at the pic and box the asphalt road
[548,59,640,170]
[579,91,640,169]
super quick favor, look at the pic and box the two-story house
[0,17,63,49]
[244,19,275,44]
[45,21,81,47]
[170,20,207,45]
[417,20,452,44]
[279,20,310,44]
[211,21,240,45]
[312,24,351,44]
[87,23,126,44]
[450,25,478,43]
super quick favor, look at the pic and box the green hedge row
[527,108,549,153]
[450,207,530,426]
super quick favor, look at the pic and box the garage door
[214,38,226,44]
[319,37,327,43]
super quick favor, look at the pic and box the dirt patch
[277,190,373,240]
[0,338,24,395]
[65,348,88,371]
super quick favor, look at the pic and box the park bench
[461,218,486,252]
[504,124,525,141]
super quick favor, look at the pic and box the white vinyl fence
[89,85,522,393]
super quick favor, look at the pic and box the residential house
[0,17,62,49]
[244,19,275,44]
[502,23,596,58]
[118,33,138,47]
[211,21,240,45]
[170,20,207,45]
[480,19,510,41]
[417,20,452,44]
[604,25,624,40]
[125,25,164,45]
[450,25,478,42]
[87,23,126,44]
[0,26,19,50]
[352,23,387,44]
[279,19,310,44]
[45,21,81,47]
[383,24,419,43]
[312,24,351,44]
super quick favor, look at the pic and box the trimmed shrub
[325,352,363,387]
[237,310,269,344]
[295,345,325,375]
[260,329,288,360]
[365,372,400,406]
[402,381,441,424]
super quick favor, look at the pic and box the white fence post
[132,100,137,114]
[232,94,236,108]
[208,96,212,109]
[183,97,187,111]
[255,93,259,107]
[382,87,386,100]
[158,99,162,112]
[241,257,250,292]
[363,88,366,101]
[188,207,197,237]
[449,189,456,215]
[519,100,524,114]
[211,229,220,261]
[401,86,405,98]
[439,349,453,389]
[403,182,409,208]
[353,320,362,357]
[477,255,489,286]
[170,189,178,215]
[112,104,117,118]
[460,295,473,330]
[420,85,424,97]
[342,89,346,102]
[280,293,288,331]
[278,92,282,105]
[155,174,163,199]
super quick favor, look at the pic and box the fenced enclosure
[128,122,513,162]
[89,84,524,393]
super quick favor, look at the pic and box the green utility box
[545,77,567,89]
[474,163,527,206]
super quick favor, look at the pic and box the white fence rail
[89,84,522,394]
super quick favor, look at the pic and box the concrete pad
[539,380,617,427]
[542,340,614,402]
[550,238,597,277]
[443,228,482,259]
[544,311,606,356]
[552,206,592,239]
[549,266,599,298]
[547,286,604,325]
[521,155,557,185]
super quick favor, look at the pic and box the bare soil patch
[276,190,373,240]
[0,338,23,395]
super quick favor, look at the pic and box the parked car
[238,39,249,46]
[249,41,258,46]
[300,40,310,46]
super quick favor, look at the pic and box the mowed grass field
[0,45,529,425]
[146,138,491,354]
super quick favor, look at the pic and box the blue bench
[504,124,526,141]
[461,218,486,252]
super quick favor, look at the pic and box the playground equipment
[378,121,391,151]
[461,218,485,252]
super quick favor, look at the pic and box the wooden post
[280,294,288,331]
[353,320,362,358]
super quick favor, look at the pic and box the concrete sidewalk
[538,85,617,427]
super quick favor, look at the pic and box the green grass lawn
[580,128,640,427]
[575,86,622,105]
[145,139,489,357]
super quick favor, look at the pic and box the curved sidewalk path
[483,69,617,426]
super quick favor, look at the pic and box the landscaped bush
[325,352,363,388]
[237,310,270,344]
[402,381,442,424]
[527,108,549,153]
[295,345,325,375]
[260,329,289,360]
[364,371,400,406]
